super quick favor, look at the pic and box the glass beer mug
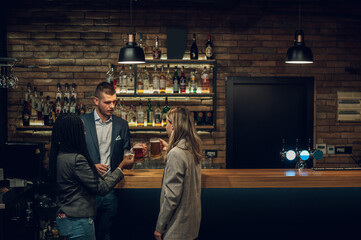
[150,138,162,158]
[133,143,146,162]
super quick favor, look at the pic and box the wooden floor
[115,169,361,189]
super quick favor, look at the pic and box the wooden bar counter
[113,169,361,238]
[115,168,361,189]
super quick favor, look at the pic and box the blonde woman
[154,107,203,240]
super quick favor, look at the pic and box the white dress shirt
[94,110,112,166]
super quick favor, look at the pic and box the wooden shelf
[16,125,52,131]
[17,125,214,132]
[130,125,214,131]
[143,59,216,65]
[117,93,214,98]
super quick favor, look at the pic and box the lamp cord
[130,0,133,33]
[298,2,301,30]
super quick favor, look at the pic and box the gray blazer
[156,139,202,240]
[56,152,123,218]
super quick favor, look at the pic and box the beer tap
[280,138,323,169]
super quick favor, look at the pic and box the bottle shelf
[116,93,214,98]
[142,59,216,65]
[16,125,53,131]
[16,125,215,132]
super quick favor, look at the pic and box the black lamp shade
[285,45,313,64]
[285,30,313,64]
[118,41,145,64]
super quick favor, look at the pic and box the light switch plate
[327,146,335,154]
[316,144,327,154]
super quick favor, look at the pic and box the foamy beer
[133,144,145,160]
[150,138,162,158]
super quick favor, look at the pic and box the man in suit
[81,82,130,240]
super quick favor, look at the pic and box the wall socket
[205,150,218,158]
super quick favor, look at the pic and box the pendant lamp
[118,0,145,64]
[285,3,313,64]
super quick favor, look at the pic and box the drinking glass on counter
[150,138,162,158]
[132,142,147,162]
[123,150,135,169]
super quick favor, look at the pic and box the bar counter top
[115,168,361,189]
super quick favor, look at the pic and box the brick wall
[5,0,361,168]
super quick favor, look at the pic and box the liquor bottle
[154,102,162,127]
[196,111,204,125]
[136,67,144,94]
[37,91,44,121]
[153,65,160,94]
[71,83,77,100]
[190,69,197,93]
[162,97,170,126]
[43,96,50,126]
[22,100,30,126]
[119,65,127,93]
[127,65,134,92]
[51,220,59,239]
[106,64,115,85]
[128,104,137,127]
[165,64,173,93]
[55,83,62,102]
[48,101,55,126]
[31,87,38,117]
[63,97,70,113]
[179,66,187,93]
[159,65,166,93]
[190,33,198,60]
[64,83,70,101]
[205,34,214,59]
[69,96,76,113]
[114,99,121,117]
[204,111,213,125]
[79,102,86,116]
[44,223,53,240]
[139,33,144,51]
[55,97,62,117]
[112,65,117,90]
[137,99,145,127]
[120,99,127,120]
[201,66,210,93]
[146,99,154,126]
[173,66,180,93]
[25,83,31,104]
[152,36,161,59]
[143,67,150,93]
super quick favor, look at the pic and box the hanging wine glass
[7,66,19,89]
[0,66,7,88]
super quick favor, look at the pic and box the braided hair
[49,113,100,190]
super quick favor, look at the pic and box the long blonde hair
[166,107,203,164]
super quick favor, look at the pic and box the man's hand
[95,164,109,175]
[154,230,162,240]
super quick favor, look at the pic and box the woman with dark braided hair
[49,113,134,240]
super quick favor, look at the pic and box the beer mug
[123,150,135,169]
[133,143,146,161]
[150,138,162,158]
